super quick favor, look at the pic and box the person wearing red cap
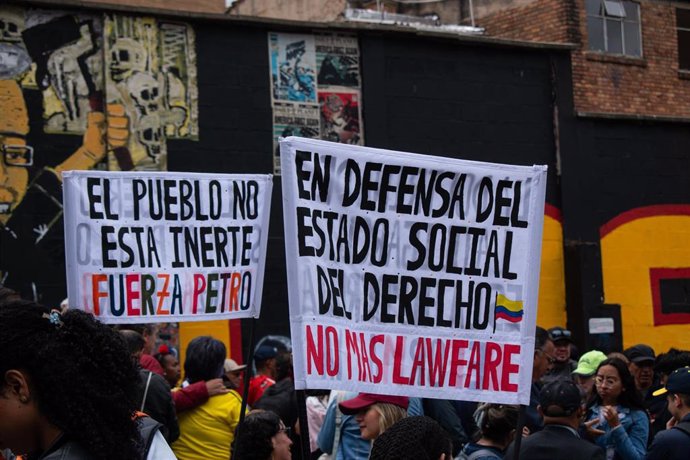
[339,393,409,441]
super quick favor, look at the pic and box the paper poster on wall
[281,137,547,404]
[272,102,320,176]
[269,32,364,175]
[63,170,272,324]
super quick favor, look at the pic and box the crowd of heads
[3,285,689,460]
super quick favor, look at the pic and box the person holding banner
[338,393,409,441]
[526,327,556,435]
[584,358,649,460]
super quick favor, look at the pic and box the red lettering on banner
[306,325,324,375]
[156,274,171,315]
[410,339,426,385]
[449,339,469,387]
[228,272,241,311]
[483,342,502,391]
[192,274,206,313]
[501,344,520,392]
[326,326,340,376]
[370,334,384,383]
[91,274,107,315]
[392,335,410,384]
[358,332,371,382]
[465,341,482,389]
[126,274,141,316]
[345,329,359,379]
[428,338,451,387]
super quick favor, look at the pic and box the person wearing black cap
[248,345,278,406]
[646,367,690,460]
[624,344,657,398]
[505,379,605,460]
[543,327,577,385]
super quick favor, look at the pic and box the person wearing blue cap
[248,345,278,406]
[646,366,690,460]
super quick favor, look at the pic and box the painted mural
[104,14,198,171]
[600,206,690,352]
[0,5,198,305]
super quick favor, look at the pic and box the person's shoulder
[40,440,91,460]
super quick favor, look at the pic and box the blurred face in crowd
[629,361,654,391]
[553,340,571,363]
[533,340,556,382]
[225,369,243,389]
[356,405,382,440]
[575,374,596,397]
[161,354,180,388]
[271,422,292,460]
[595,364,623,406]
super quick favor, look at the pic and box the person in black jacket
[646,367,690,460]
[120,329,179,443]
[505,379,605,460]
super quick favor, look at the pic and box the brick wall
[476,0,574,43]
[477,0,690,119]
[573,1,690,119]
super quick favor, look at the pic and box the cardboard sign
[63,171,272,323]
[281,137,547,404]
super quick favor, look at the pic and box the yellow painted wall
[601,213,690,351]
[178,320,231,378]
[537,213,567,329]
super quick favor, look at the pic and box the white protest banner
[63,171,272,324]
[281,137,547,404]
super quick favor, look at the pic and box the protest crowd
[1,285,689,460]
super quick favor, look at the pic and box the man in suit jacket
[505,379,605,460]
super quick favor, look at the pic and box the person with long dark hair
[172,336,243,460]
[584,357,649,460]
[0,299,144,459]
[233,410,293,460]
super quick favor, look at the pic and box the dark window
[659,278,690,315]
[586,0,642,57]
[678,9,690,70]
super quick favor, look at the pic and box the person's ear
[4,369,31,403]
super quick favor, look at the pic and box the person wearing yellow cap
[646,366,690,460]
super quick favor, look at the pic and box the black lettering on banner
[240,272,252,310]
[465,227,485,276]
[342,159,360,207]
[132,179,146,220]
[316,265,352,319]
[296,207,315,256]
[476,176,493,224]
[377,164,401,212]
[397,166,418,214]
[414,170,436,217]
[241,226,253,265]
[87,177,119,220]
[360,162,382,211]
[431,172,453,218]
[511,181,528,228]
[163,179,177,220]
[295,150,331,202]
[101,225,116,268]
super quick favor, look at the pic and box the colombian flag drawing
[494,293,524,332]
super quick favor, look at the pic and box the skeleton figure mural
[104,14,198,171]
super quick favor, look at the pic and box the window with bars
[586,0,642,57]
[678,8,690,70]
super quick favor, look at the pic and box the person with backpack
[457,403,518,460]
[646,366,690,460]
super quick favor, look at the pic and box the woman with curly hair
[233,410,293,460]
[0,299,145,459]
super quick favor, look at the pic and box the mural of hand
[106,103,130,148]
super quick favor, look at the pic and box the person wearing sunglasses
[233,410,293,460]
[542,327,578,385]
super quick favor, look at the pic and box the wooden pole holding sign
[232,318,256,460]
[296,390,311,460]
[512,404,526,460]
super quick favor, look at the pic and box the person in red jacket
[248,345,278,406]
